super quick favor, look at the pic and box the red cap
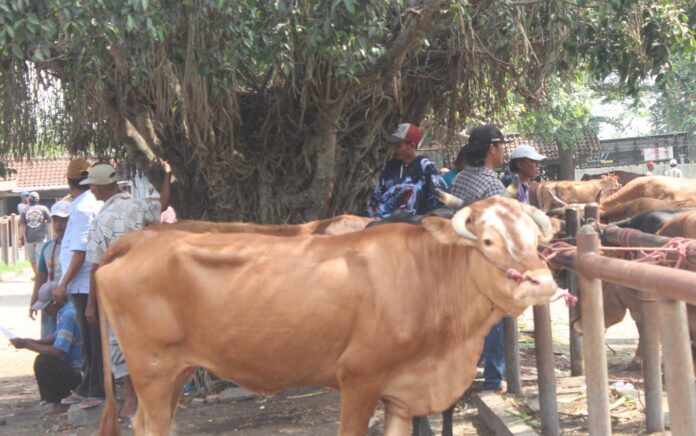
[385,123,423,145]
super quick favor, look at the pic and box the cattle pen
[526,204,696,436]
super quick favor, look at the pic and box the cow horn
[549,189,568,207]
[451,207,477,241]
[520,203,553,240]
[436,188,465,209]
[505,174,521,198]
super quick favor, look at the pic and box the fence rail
[0,214,20,265]
[538,203,696,435]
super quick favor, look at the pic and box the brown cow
[599,176,696,215]
[96,198,556,436]
[537,175,620,212]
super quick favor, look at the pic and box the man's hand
[10,338,27,349]
[52,282,67,304]
[85,303,98,325]
[160,159,172,175]
[29,304,37,320]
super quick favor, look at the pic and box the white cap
[670,158,677,166]
[50,200,71,217]
[79,163,117,186]
[511,145,546,161]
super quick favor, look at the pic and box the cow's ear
[422,217,471,245]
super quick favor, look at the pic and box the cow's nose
[515,270,557,303]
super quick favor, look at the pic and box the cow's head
[424,197,557,315]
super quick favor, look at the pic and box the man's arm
[10,337,63,358]
[53,251,86,302]
[29,271,48,319]
[85,264,99,324]
[157,161,173,212]
[18,213,26,247]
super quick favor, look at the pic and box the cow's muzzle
[513,269,557,305]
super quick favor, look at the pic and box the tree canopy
[1,0,694,221]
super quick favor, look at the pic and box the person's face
[393,141,416,163]
[490,142,505,167]
[21,197,29,204]
[517,158,541,180]
[90,184,107,201]
[52,216,68,238]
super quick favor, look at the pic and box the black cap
[468,125,510,147]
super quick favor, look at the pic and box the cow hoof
[625,361,642,371]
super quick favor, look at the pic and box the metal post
[576,225,611,435]
[565,208,583,376]
[1,219,9,264]
[533,304,560,435]
[639,292,663,433]
[10,214,18,264]
[657,295,696,436]
[503,315,522,394]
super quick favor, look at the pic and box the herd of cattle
[94,173,696,436]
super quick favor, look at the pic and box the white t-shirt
[59,191,103,295]
[665,167,682,178]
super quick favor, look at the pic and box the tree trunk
[558,146,575,181]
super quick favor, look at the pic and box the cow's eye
[484,238,493,247]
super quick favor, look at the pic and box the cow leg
[170,367,195,417]
[131,374,180,436]
[383,403,411,436]
[337,386,380,436]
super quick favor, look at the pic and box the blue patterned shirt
[367,156,448,219]
[53,300,83,371]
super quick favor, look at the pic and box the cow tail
[97,283,120,436]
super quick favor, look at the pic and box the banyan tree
[0,0,693,221]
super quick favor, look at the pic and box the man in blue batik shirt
[11,282,82,415]
[367,123,448,219]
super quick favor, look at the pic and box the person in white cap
[366,123,448,219]
[665,158,682,178]
[502,144,546,203]
[29,201,72,339]
[80,160,171,419]
[11,275,82,415]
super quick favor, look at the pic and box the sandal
[79,398,105,409]
[60,393,85,405]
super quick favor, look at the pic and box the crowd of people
[11,158,171,422]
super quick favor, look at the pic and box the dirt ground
[1,268,647,435]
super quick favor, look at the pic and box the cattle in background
[536,175,621,212]
[580,170,642,187]
[599,176,696,216]
[96,198,557,436]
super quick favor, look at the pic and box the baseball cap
[50,200,71,218]
[19,191,29,198]
[468,125,511,147]
[66,158,91,179]
[28,191,40,201]
[647,160,655,169]
[32,281,59,311]
[512,145,546,161]
[384,123,423,145]
[79,163,117,186]
[670,158,677,166]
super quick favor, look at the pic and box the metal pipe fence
[540,203,696,435]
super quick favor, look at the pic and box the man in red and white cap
[366,123,448,219]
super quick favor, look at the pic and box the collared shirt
[38,239,63,282]
[86,192,160,265]
[451,166,506,206]
[53,300,83,371]
[665,167,682,178]
[60,191,103,295]
[367,155,448,219]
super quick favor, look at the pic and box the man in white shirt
[52,158,105,408]
[665,159,683,178]
[83,161,171,419]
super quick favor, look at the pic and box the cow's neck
[422,236,506,342]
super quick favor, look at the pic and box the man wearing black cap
[451,124,511,393]
[367,123,448,219]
